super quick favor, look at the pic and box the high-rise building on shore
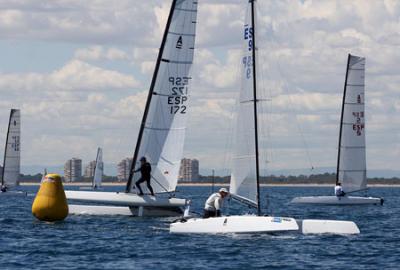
[117,158,132,182]
[64,158,82,182]
[84,160,96,178]
[178,158,199,182]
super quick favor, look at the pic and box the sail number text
[352,94,364,136]
[11,135,20,151]
[168,77,190,114]
[243,24,253,79]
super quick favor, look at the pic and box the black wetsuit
[135,162,154,195]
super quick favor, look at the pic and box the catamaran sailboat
[67,0,199,216]
[170,0,360,234]
[92,147,103,190]
[291,54,383,206]
[1,109,25,196]
[79,147,103,190]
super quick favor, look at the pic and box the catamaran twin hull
[170,215,360,235]
[291,195,383,205]
[65,191,187,217]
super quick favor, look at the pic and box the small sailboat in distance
[66,0,199,216]
[170,0,360,235]
[291,54,383,205]
[1,109,26,196]
[92,147,103,190]
[79,147,103,190]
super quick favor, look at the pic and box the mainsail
[337,54,367,193]
[230,0,260,210]
[93,147,103,189]
[126,0,198,193]
[1,109,21,187]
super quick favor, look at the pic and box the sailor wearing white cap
[203,188,230,218]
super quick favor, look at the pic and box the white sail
[93,147,103,189]
[2,109,21,187]
[338,55,366,193]
[130,0,198,193]
[230,2,258,205]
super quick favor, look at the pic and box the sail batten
[1,109,21,188]
[337,54,367,193]
[126,0,198,194]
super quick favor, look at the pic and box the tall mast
[125,0,178,192]
[1,109,14,186]
[336,54,351,185]
[250,0,261,216]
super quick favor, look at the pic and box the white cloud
[74,46,129,61]
[0,59,140,93]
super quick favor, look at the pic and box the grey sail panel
[230,1,258,205]
[93,147,103,189]
[338,55,367,193]
[2,109,21,187]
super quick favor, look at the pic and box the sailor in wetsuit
[134,157,155,196]
[1,185,7,192]
[203,188,229,218]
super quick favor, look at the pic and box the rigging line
[276,60,315,171]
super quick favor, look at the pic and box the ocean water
[0,185,399,270]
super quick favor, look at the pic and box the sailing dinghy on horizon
[291,54,383,206]
[170,0,360,235]
[67,0,199,216]
[79,147,103,190]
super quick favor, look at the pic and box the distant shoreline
[20,182,400,187]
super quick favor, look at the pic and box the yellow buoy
[32,174,69,221]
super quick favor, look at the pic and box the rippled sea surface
[0,185,399,269]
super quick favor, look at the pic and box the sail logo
[272,217,282,223]
[11,135,20,151]
[176,36,183,49]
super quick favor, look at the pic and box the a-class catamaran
[291,54,383,205]
[92,147,103,190]
[79,147,103,190]
[170,0,360,234]
[66,0,198,216]
[1,109,25,196]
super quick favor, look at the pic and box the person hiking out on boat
[134,157,155,196]
[203,188,229,218]
[335,183,345,197]
[1,185,7,192]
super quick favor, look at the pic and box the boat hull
[170,216,360,235]
[68,204,183,217]
[291,195,383,205]
[299,219,360,234]
[65,191,186,207]
[65,191,187,217]
[170,216,299,234]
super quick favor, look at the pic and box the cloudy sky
[0,0,399,176]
